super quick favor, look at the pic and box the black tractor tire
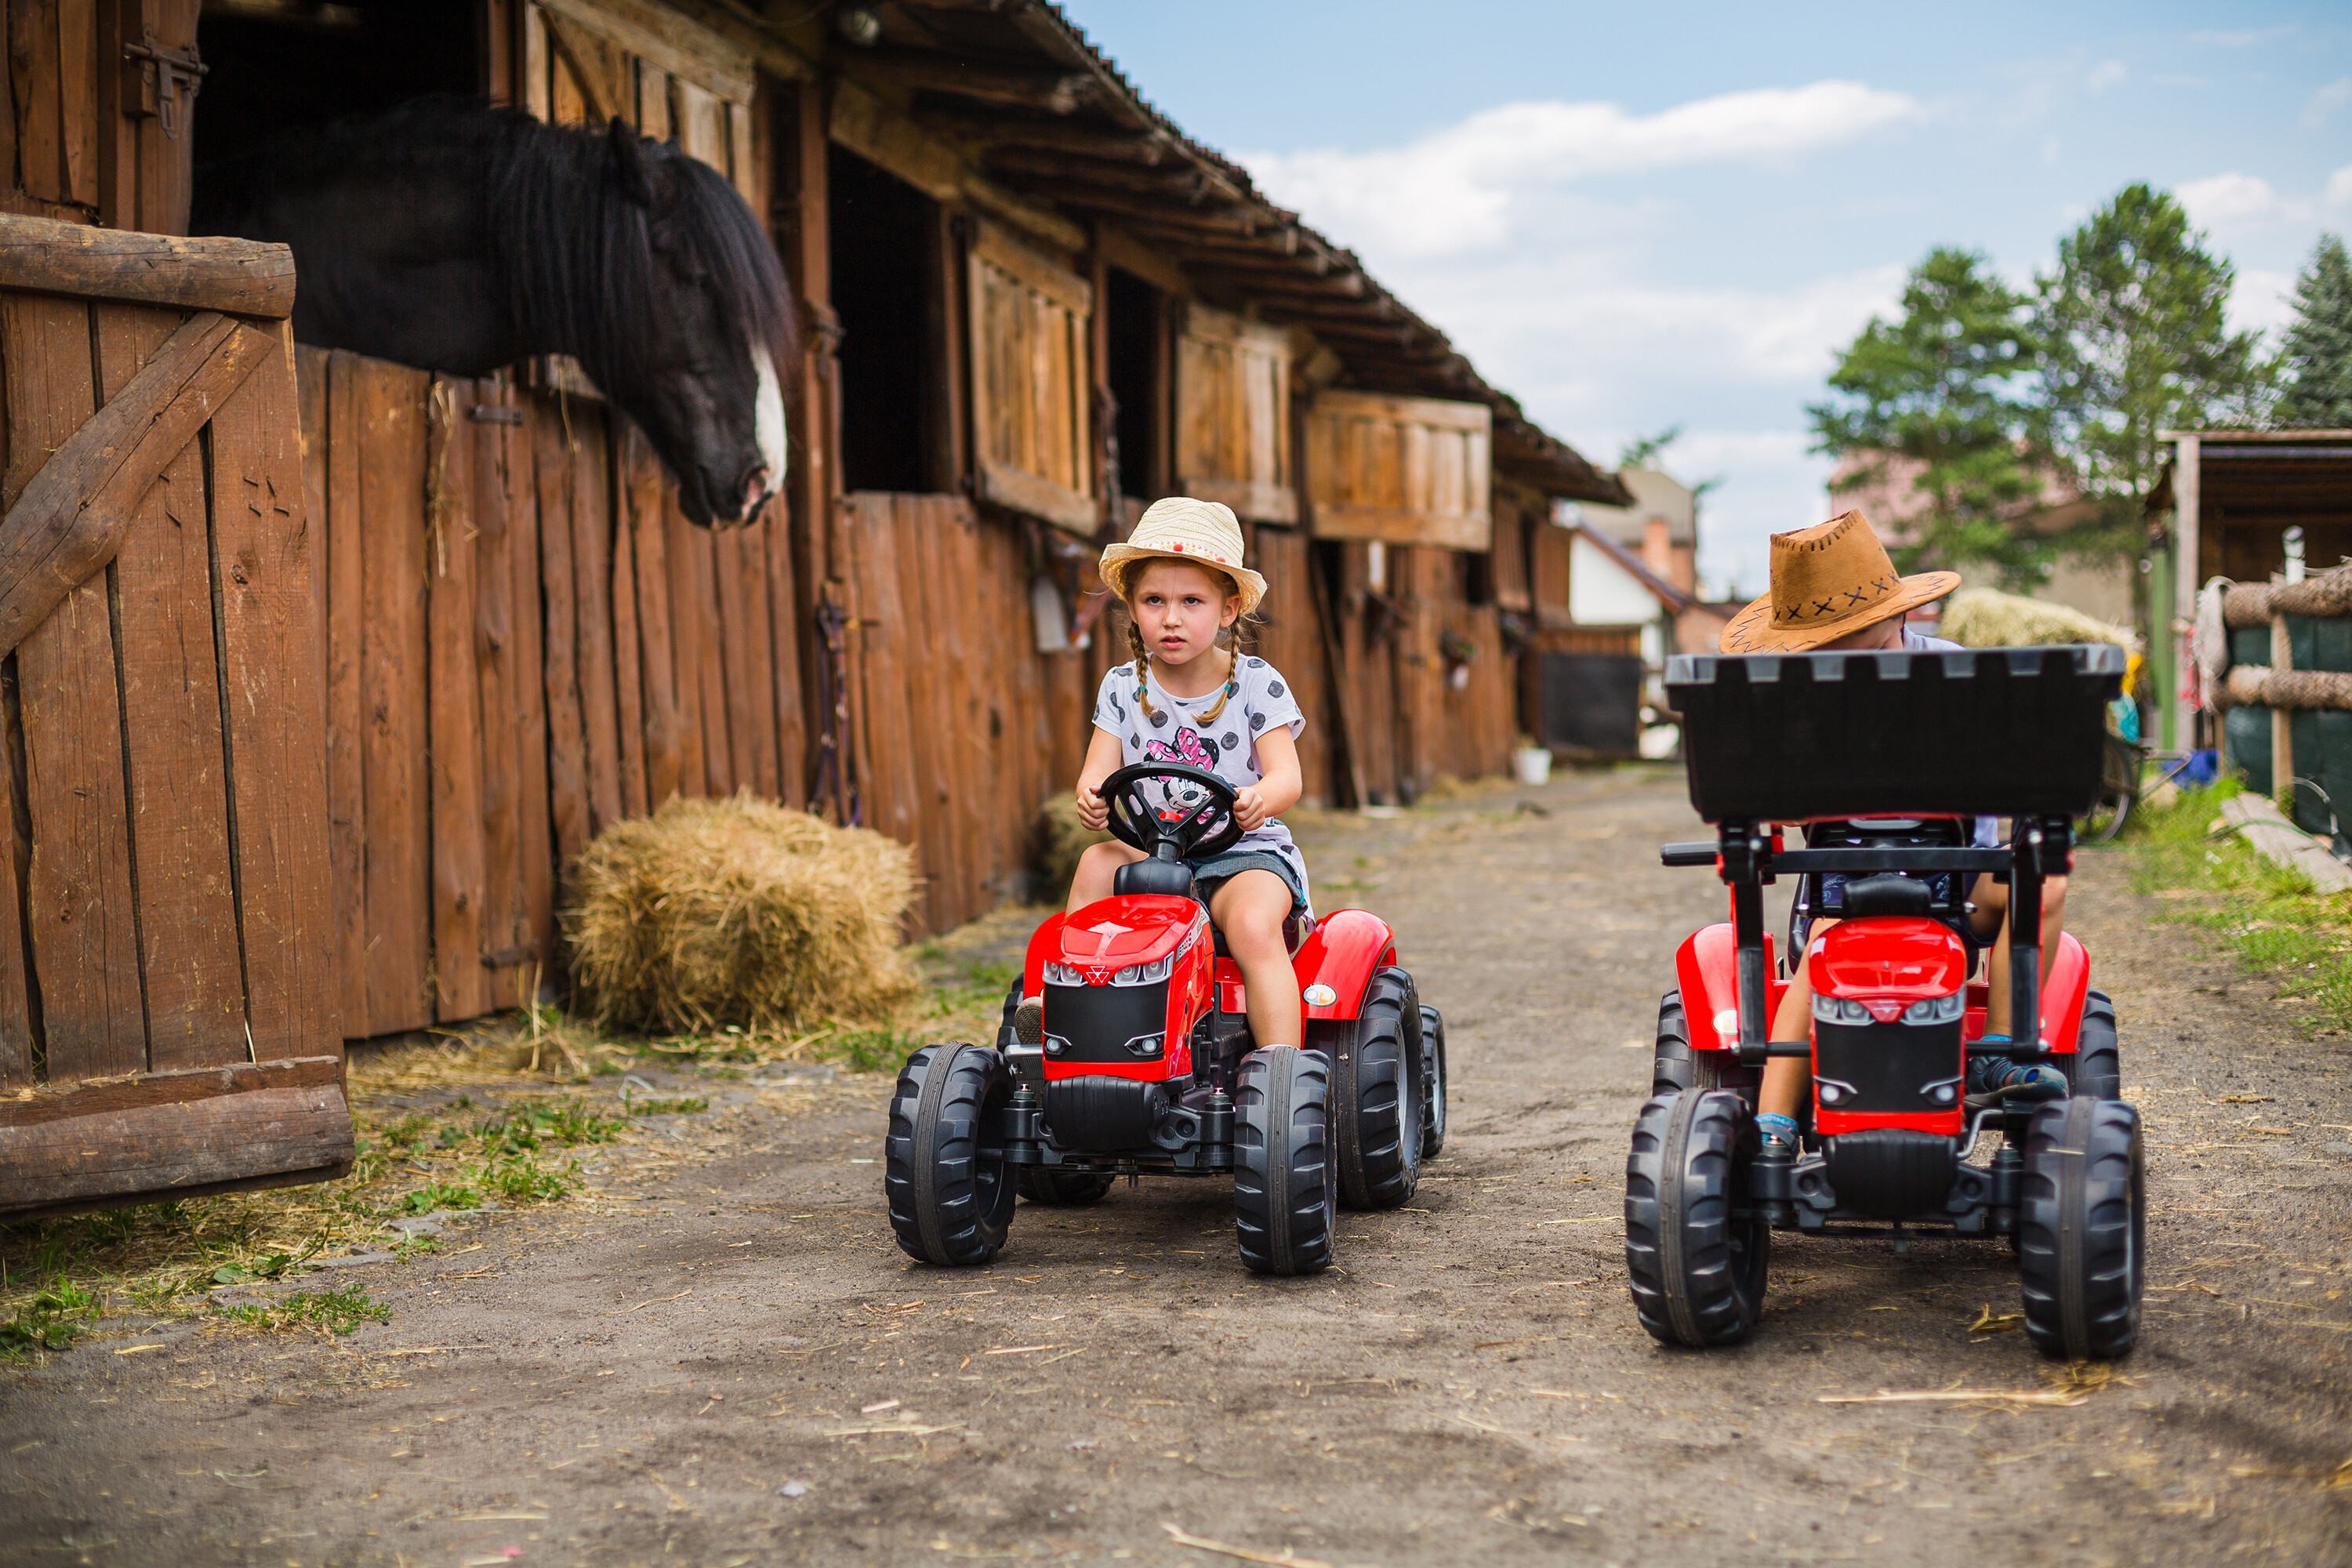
[993,977,1023,1049]
[2018,1095,2143,1360]
[1233,1046,1338,1276]
[1014,1167,1115,1207]
[884,1043,1018,1267]
[1334,967,1423,1210]
[1624,1088,1770,1348]
[2067,990,2122,1101]
[1418,1002,1449,1160]
[1652,989,1730,1094]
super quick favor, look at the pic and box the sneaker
[1012,996,1043,1047]
[1755,1111,1801,1159]
[1967,1043,2067,1104]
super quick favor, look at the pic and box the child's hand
[1233,785,1269,831]
[1076,781,1109,832]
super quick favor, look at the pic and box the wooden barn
[0,0,1621,1214]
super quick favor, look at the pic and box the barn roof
[699,0,1631,507]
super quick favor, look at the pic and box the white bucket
[1512,746,1552,786]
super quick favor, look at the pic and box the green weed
[625,1096,710,1116]
[0,1278,99,1360]
[220,1285,390,1336]
[394,1183,481,1216]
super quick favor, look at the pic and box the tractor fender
[1293,909,1399,1021]
[1674,922,1784,1052]
[2038,931,2090,1054]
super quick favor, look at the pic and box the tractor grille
[1813,1018,1963,1114]
[1042,981,1169,1065]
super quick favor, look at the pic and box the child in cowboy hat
[1721,511,2071,1159]
[1058,497,1312,1054]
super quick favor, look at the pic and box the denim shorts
[1191,848,1309,916]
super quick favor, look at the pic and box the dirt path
[5,771,2350,1567]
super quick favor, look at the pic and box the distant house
[1577,466,1729,655]
[1828,450,2127,624]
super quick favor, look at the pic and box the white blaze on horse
[194,96,794,527]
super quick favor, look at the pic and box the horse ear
[606,117,656,208]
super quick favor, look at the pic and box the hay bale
[1037,793,1109,896]
[565,793,918,1034]
[1937,587,2134,650]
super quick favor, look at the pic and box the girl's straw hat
[1719,510,1959,653]
[1099,496,1266,616]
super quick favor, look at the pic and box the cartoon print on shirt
[1142,726,1219,771]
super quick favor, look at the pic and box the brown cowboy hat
[1718,510,1959,654]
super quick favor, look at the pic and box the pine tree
[2278,233,2352,427]
[1808,247,2047,585]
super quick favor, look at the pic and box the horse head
[584,121,793,527]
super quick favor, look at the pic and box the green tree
[2277,232,2352,427]
[1808,246,2049,586]
[2034,183,2274,543]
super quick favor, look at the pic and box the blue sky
[1060,1,2352,597]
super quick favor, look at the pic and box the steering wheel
[1097,763,1244,862]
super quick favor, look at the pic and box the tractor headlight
[1810,995,1873,1025]
[1112,954,1174,986]
[1900,993,1964,1025]
[1043,961,1083,985]
[1124,1033,1164,1058]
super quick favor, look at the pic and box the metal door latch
[123,38,207,141]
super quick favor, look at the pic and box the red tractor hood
[1806,917,1967,1003]
[1040,897,1207,985]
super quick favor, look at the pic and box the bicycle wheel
[2081,733,2141,843]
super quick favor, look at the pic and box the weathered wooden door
[1175,302,1294,524]
[0,216,346,1220]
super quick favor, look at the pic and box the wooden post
[2274,612,2295,815]
[2172,434,2200,755]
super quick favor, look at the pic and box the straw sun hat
[1099,496,1267,617]
[1719,510,1959,654]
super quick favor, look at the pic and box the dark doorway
[828,144,949,495]
[194,0,481,168]
[1537,652,1642,756]
[1105,267,1164,502]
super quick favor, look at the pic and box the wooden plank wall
[300,347,806,1039]
[0,289,337,1088]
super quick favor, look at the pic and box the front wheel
[2018,1095,2143,1360]
[1334,968,1422,1210]
[884,1044,1017,1267]
[2067,990,2122,1101]
[1624,1088,1770,1347]
[1234,1046,1337,1276]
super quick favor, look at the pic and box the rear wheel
[1624,1088,1769,1347]
[2018,1095,2143,1360]
[1334,967,1422,1209]
[2067,990,2122,1101]
[1014,1167,1114,1207]
[884,1044,1017,1267]
[1418,1003,1449,1159]
[1234,1046,1337,1276]
[1652,989,1730,1094]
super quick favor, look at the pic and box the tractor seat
[1112,858,1196,898]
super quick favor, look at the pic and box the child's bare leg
[1758,919,1833,1122]
[1980,876,2069,1039]
[1210,871,1303,1048]
[1067,840,1147,913]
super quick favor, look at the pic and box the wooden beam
[985,151,1215,200]
[1192,266,1367,299]
[852,53,1098,115]
[1120,223,1301,259]
[0,215,296,318]
[1046,188,1263,234]
[913,105,1174,164]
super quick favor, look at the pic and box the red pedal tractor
[885,763,1446,1276]
[1629,645,2143,1360]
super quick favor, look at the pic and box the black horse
[193,96,793,526]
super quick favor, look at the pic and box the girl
[1068,497,1309,1054]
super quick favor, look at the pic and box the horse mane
[199,96,797,401]
[475,98,798,405]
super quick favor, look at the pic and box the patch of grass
[0,1278,100,1361]
[219,1285,390,1337]
[394,1182,481,1216]
[2128,779,2352,1031]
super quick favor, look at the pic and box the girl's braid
[1127,617,1159,722]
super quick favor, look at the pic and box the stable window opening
[828,144,952,495]
[1105,267,1166,503]
[194,0,481,168]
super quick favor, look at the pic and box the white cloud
[2187,26,2294,47]
[2229,269,2300,336]
[1241,80,1923,257]
[2180,171,2307,229]
[2304,76,2352,130]
[2087,60,2127,92]
[2329,164,2352,209]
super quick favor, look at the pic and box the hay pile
[1037,793,1109,896]
[565,793,918,1034]
[1937,586,2134,650]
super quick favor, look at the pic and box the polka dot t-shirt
[1092,654,1309,904]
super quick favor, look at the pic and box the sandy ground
[4,768,2350,1568]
